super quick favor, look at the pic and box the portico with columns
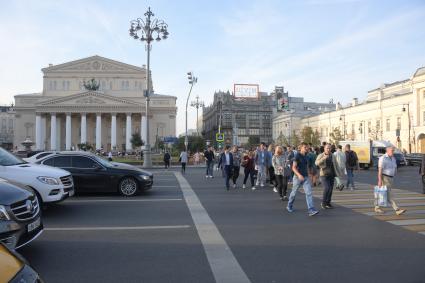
[13,55,177,151]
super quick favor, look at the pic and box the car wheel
[119,177,139,196]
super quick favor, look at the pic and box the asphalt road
[20,166,425,283]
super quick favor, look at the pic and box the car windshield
[0,147,26,166]
[93,155,113,168]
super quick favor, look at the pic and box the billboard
[275,86,289,111]
[233,84,259,99]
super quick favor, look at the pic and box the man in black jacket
[219,145,234,191]
[204,146,215,178]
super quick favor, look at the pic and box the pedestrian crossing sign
[216,133,224,142]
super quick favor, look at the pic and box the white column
[65,113,72,150]
[41,115,46,150]
[141,115,147,143]
[50,113,57,150]
[35,114,42,150]
[126,113,132,152]
[111,113,117,150]
[96,113,102,150]
[81,113,87,144]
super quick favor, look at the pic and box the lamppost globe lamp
[129,7,169,168]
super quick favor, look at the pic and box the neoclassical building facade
[273,66,425,153]
[14,55,177,151]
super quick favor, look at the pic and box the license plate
[27,217,41,233]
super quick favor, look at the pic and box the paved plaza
[20,166,425,283]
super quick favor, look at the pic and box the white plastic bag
[374,186,388,207]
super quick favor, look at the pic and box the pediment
[42,55,145,73]
[38,91,140,107]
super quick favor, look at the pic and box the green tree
[176,136,206,153]
[130,133,144,149]
[275,132,289,146]
[289,130,300,146]
[77,142,93,151]
[330,127,343,145]
[300,126,320,145]
[247,136,260,148]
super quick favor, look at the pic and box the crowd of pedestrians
[190,141,408,217]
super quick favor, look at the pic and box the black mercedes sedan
[35,152,153,196]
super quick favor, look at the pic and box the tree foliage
[176,136,206,153]
[130,133,144,149]
[300,127,320,146]
[330,127,343,145]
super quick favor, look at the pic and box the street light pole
[129,7,169,168]
[190,95,204,136]
[185,72,198,152]
[403,104,412,153]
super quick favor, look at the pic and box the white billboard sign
[233,84,259,99]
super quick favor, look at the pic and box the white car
[0,148,74,205]
[23,151,57,163]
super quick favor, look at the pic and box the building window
[386,119,390,131]
[235,113,246,128]
[53,81,57,90]
[8,119,13,130]
[367,121,371,133]
[397,117,401,129]
[249,129,260,135]
[101,81,106,90]
[423,112,425,126]
[248,113,260,127]
[351,124,355,135]
[376,120,381,130]
[109,82,113,90]
[223,113,232,127]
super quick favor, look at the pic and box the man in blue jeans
[344,144,359,190]
[204,146,215,178]
[287,142,319,216]
[219,145,234,191]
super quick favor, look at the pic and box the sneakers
[286,206,294,213]
[374,207,385,214]
[205,175,209,178]
[252,186,256,190]
[308,210,319,217]
[242,184,246,189]
[260,183,265,187]
[282,196,288,201]
[396,209,406,215]
[338,184,344,191]
[233,184,236,189]
[273,187,278,193]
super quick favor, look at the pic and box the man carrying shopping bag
[375,145,406,215]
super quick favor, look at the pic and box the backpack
[347,151,357,167]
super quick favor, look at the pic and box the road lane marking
[175,172,251,283]
[343,202,425,208]
[387,219,425,226]
[66,198,183,203]
[333,197,425,203]
[45,225,191,231]
[363,210,425,216]
[154,185,179,188]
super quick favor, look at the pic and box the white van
[0,148,74,204]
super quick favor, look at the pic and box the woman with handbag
[272,146,290,201]
[242,150,256,190]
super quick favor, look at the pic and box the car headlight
[37,176,60,185]
[0,205,10,221]
[140,175,151,181]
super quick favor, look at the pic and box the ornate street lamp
[190,95,204,136]
[185,72,198,152]
[129,7,169,168]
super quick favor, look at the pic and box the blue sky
[0,0,424,135]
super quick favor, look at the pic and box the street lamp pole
[403,104,412,153]
[129,7,169,168]
[185,72,198,152]
[190,95,204,136]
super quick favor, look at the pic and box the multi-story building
[272,88,335,142]
[290,66,425,153]
[13,55,177,151]
[203,91,273,147]
[0,106,15,150]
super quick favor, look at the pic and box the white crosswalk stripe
[312,181,425,238]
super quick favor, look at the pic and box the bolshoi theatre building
[13,55,177,152]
